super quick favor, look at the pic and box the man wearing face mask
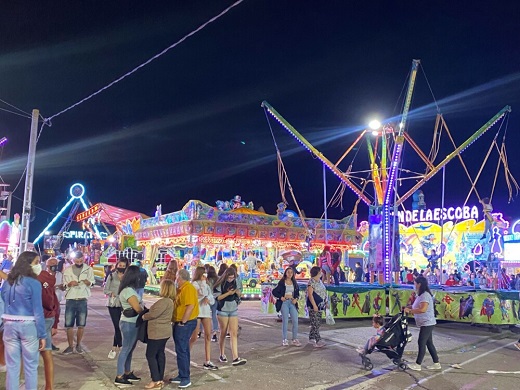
[37,257,60,389]
[62,251,95,355]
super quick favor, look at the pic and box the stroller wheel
[364,361,374,370]
[398,363,407,371]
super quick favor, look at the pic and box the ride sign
[398,205,479,224]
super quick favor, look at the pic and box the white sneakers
[108,350,117,359]
[408,362,442,371]
[282,339,289,346]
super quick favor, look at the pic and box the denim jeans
[3,320,40,390]
[117,321,138,376]
[65,299,88,328]
[280,300,299,341]
[210,301,219,332]
[173,320,197,381]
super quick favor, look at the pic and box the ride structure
[262,59,513,284]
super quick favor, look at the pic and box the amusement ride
[262,59,517,284]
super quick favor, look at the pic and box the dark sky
[1,0,519,239]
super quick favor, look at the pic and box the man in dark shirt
[354,262,363,282]
[135,261,148,300]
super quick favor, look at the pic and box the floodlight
[368,120,381,130]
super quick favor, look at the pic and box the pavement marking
[404,340,518,389]
[240,318,272,328]
[164,347,225,381]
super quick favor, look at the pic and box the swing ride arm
[262,101,372,205]
[395,105,512,206]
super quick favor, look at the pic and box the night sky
[1,0,519,239]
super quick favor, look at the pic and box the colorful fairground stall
[133,197,361,296]
[0,213,21,259]
[260,203,520,326]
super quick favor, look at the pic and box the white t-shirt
[192,280,214,318]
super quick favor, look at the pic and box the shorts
[217,310,238,318]
[322,264,332,274]
[65,299,88,328]
[43,317,55,351]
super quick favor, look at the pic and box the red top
[37,271,60,329]
[445,279,459,287]
[406,273,414,282]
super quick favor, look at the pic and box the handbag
[325,308,335,325]
[306,291,324,310]
[122,307,138,318]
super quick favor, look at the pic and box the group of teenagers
[104,258,247,389]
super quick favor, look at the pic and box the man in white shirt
[62,251,95,355]
[245,251,258,277]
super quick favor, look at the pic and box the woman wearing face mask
[0,251,46,390]
[104,258,129,359]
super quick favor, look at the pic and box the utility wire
[44,0,245,125]
[0,97,32,117]
[0,106,32,119]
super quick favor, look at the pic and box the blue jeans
[173,320,197,381]
[210,301,219,332]
[117,321,138,376]
[136,288,144,301]
[3,320,40,390]
[281,300,299,341]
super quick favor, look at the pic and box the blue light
[33,197,76,244]
[69,183,85,199]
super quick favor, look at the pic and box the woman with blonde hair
[189,266,218,370]
[142,279,176,389]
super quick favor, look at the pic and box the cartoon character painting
[499,300,510,322]
[352,293,362,313]
[361,292,371,315]
[441,293,455,319]
[373,292,382,314]
[391,291,402,313]
[480,295,495,322]
[330,292,339,316]
[459,295,474,320]
[342,293,351,316]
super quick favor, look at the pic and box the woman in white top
[189,266,218,370]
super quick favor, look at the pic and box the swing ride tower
[262,59,512,284]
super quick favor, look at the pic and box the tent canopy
[76,203,148,226]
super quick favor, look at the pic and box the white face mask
[32,263,42,276]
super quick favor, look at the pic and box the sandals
[144,381,163,389]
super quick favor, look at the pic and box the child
[357,314,385,355]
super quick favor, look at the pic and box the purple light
[0,137,7,146]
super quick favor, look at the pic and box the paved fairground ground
[2,287,519,389]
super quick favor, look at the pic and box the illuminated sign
[63,230,108,240]
[76,203,101,222]
[398,205,479,224]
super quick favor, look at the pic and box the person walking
[142,279,175,389]
[404,275,441,371]
[213,267,247,366]
[62,251,95,355]
[307,266,327,348]
[189,266,218,370]
[1,251,46,390]
[169,269,199,389]
[272,267,301,347]
[115,265,144,387]
[38,257,61,390]
[104,258,129,359]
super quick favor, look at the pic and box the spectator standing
[169,269,199,389]
[115,265,143,387]
[142,280,175,389]
[318,246,332,284]
[404,275,441,371]
[189,267,218,370]
[213,267,247,367]
[206,266,219,342]
[135,261,148,301]
[0,268,7,371]
[354,262,363,282]
[62,251,95,355]
[1,251,46,390]
[272,267,301,347]
[307,266,327,348]
[104,258,128,359]
[162,259,178,282]
[38,257,60,390]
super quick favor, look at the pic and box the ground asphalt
[2,287,519,389]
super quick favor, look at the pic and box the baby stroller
[360,310,412,371]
